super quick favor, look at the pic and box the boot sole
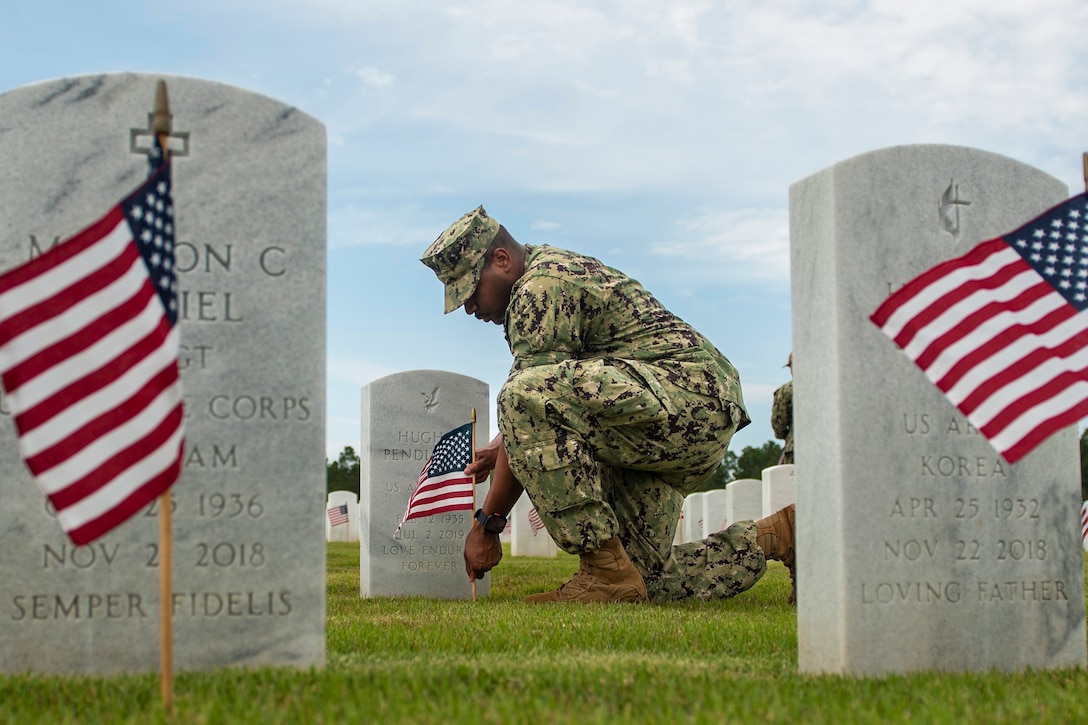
[524,586,647,604]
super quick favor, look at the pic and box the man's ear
[490,247,512,272]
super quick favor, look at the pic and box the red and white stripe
[1081,500,1087,553]
[403,465,474,520]
[872,237,1088,463]
[528,506,545,536]
[0,205,182,544]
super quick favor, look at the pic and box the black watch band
[475,508,507,535]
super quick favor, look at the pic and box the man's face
[463,253,515,325]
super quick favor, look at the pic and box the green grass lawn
[1,543,1086,724]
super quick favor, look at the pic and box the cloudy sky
[3,1,1087,459]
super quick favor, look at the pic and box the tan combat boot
[755,503,796,605]
[525,537,648,604]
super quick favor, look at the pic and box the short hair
[483,226,518,264]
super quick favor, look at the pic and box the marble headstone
[510,492,557,558]
[326,490,360,543]
[726,478,763,525]
[673,492,698,545]
[360,370,489,599]
[683,492,706,543]
[0,74,327,674]
[762,464,795,517]
[702,489,728,534]
[791,144,1087,675]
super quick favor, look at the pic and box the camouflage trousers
[497,359,766,603]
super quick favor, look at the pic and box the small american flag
[0,137,183,545]
[327,503,349,527]
[872,193,1088,463]
[528,505,545,536]
[395,422,474,534]
[1081,500,1087,553]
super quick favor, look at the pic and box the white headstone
[510,492,557,558]
[762,464,796,517]
[0,73,327,675]
[726,478,763,525]
[326,490,360,543]
[702,489,729,534]
[682,492,706,543]
[791,143,1087,675]
[360,370,489,599]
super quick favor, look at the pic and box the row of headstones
[327,486,558,555]
[673,464,795,545]
[336,457,795,552]
[355,370,797,594]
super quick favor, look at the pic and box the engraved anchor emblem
[938,179,971,242]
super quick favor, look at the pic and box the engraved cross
[938,179,971,242]
[129,112,190,158]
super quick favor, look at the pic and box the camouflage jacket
[503,245,749,422]
[771,380,793,452]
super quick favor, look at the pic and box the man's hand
[465,434,503,483]
[463,434,521,582]
[464,523,503,582]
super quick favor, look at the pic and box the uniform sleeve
[506,274,600,371]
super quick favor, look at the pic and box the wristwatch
[474,508,507,534]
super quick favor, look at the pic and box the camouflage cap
[420,206,501,313]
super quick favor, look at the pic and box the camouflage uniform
[497,245,764,602]
[771,380,793,464]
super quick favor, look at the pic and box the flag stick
[470,407,477,602]
[158,490,173,711]
[1082,152,1087,193]
[152,79,175,715]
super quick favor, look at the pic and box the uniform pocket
[521,436,578,472]
[574,358,673,423]
[516,435,596,513]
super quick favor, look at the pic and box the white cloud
[721,0,1088,130]
[353,66,394,88]
[256,1,1085,201]
[328,204,444,249]
[652,207,791,282]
